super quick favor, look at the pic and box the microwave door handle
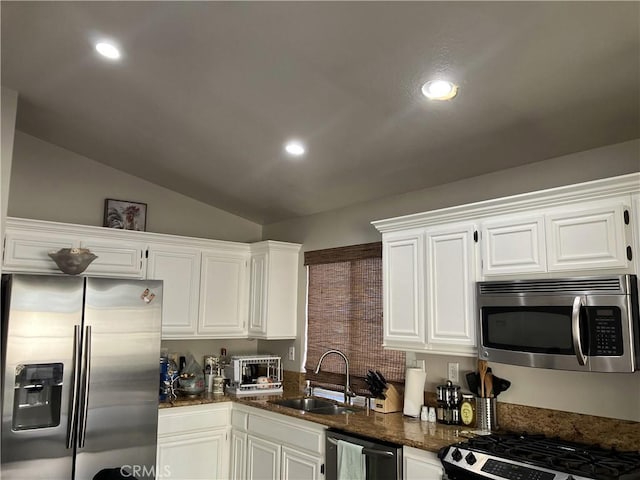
[572,296,587,366]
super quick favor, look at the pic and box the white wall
[262,139,640,421]
[1,87,18,242]
[8,131,262,242]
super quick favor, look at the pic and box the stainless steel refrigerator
[1,274,163,480]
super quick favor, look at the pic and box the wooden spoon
[485,372,494,398]
[478,359,488,398]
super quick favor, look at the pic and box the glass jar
[460,393,476,427]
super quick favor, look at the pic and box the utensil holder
[476,397,498,431]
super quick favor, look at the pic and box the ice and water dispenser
[12,363,64,431]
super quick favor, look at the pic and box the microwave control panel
[588,307,623,356]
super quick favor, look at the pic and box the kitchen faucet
[314,349,355,406]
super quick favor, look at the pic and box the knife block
[372,384,402,413]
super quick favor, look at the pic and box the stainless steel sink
[270,397,356,415]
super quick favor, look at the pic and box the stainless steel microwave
[477,275,639,372]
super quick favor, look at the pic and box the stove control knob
[451,448,463,462]
[465,452,477,465]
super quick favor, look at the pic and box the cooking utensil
[485,372,494,398]
[465,371,479,396]
[375,370,387,386]
[466,370,511,397]
[493,375,511,395]
[478,360,488,397]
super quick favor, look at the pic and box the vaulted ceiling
[2,2,639,224]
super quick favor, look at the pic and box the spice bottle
[460,393,476,427]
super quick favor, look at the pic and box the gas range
[438,433,640,480]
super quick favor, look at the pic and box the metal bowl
[48,248,98,275]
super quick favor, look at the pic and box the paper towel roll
[403,367,427,417]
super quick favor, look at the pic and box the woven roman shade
[304,242,405,395]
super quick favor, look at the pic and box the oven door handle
[572,296,587,366]
[327,437,396,457]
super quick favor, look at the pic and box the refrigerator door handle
[78,325,92,448]
[67,325,82,449]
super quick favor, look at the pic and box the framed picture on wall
[103,199,147,231]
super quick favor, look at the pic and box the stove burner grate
[459,433,640,480]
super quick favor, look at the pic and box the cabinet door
[546,203,629,271]
[247,435,281,480]
[425,223,477,355]
[157,429,228,480]
[2,230,145,278]
[230,429,247,480]
[480,215,546,276]
[382,229,426,350]
[403,446,443,480]
[3,231,76,273]
[282,446,323,480]
[80,237,146,278]
[248,242,300,340]
[147,245,201,337]
[248,252,268,336]
[199,250,248,337]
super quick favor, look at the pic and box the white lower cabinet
[247,435,281,480]
[230,429,248,480]
[231,404,326,480]
[403,446,443,480]
[157,403,231,480]
[281,446,323,480]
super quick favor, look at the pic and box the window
[304,242,405,394]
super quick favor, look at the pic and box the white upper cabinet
[79,237,146,278]
[481,199,631,277]
[545,202,629,272]
[248,241,301,339]
[633,193,640,275]
[425,223,477,355]
[480,215,547,276]
[379,223,477,356]
[382,229,426,350]
[147,244,201,337]
[3,218,145,278]
[2,217,302,340]
[374,173,639,355]
[199,248,250,337]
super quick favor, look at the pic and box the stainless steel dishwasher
[325,428,403,480]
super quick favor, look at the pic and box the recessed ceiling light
[284,141,306,156]
[95,42,121,60]
[421,80,458,100]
